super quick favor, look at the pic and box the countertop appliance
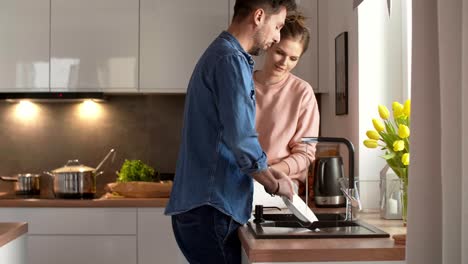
[313,156,346,207]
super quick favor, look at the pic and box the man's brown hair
[232,0,297,22]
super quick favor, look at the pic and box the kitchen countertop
[0,222,27,248]
[0,197,169,207]
[0,196,405,262]
[239,210,406,263]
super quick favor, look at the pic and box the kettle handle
[318,159,327,194]
[0,176,18,182]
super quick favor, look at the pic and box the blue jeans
[171,205,242,264]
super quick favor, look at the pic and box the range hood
[0,92,106,102]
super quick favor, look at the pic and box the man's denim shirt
[164,31,268,224]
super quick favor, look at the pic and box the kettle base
[314,195,346,207]
[314,203,346,208]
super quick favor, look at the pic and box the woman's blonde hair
[281,13,310,55]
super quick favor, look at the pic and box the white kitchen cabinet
[29,236,136,264]
[0,235,27,264]
[138,208,187,264]
[228,0,235,21]
[139,0,229,93]
[0,208,137,234]
[292,0,319,92]
[0,207,186,264]
[50,0,139,92]
[0,0,50,91]
[0,208,137,264]
[1,0,231,93]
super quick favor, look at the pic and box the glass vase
[400,179,408,226]
[379,165,403,219]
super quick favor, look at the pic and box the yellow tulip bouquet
[363,100,410,223]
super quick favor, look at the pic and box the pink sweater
[255,72,320,181]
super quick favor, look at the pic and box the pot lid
[52,160,95,173]
[17,173,41,178]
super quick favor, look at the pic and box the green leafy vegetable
[117,159,159,182]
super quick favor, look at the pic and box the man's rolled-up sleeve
[213,55,267,175]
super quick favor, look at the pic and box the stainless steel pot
[45,160,103,199]
[44,149,115,199]
[0,174,41,197]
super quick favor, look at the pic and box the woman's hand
[269,161,290,175]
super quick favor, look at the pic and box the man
[165,1,297,263]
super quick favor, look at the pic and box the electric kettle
[313,156,346,207]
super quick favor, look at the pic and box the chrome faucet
[340,183,362,220]
[301,137,362,221]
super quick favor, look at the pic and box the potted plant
[363,100,410,225]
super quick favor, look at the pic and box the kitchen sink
[248,213,390,239]
[258,212,346,222]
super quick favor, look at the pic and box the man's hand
[268,167,295,200]
[251,167,295,200]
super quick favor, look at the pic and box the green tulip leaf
[381,152,396,160]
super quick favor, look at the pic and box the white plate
[282,194,318,223]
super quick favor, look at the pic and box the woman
[253,13,320,205]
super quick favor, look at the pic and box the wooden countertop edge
[245,247,405,262]
[0,222,28,248]
[0,198,169,207]
[239,223,406,262]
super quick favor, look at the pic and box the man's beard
[249,29,266,56]
[249,46,262,56]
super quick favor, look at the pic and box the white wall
[317,0,359,178]
[402,0,412,98]
[438,0,463,262]
[318,0,410,209]
[463,0,468,260]
[357,0,408,209]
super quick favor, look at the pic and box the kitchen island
[0,222,27,264]
[240,211,406,264]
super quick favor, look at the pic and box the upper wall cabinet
[293,0,319,92]
[50,0,139,92]
[140,0,229,93]
[0,0,50,91]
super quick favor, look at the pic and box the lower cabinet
[29,236,136,264]
[138,208,188,264]
[0,207,186,264]
[0,234,27,264]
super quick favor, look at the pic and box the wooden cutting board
[392,234,407,245]
[106,181,172,198]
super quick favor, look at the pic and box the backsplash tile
[0,94,185,197]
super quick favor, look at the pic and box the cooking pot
[45,160,103,199]
[44,149,115,199]
[0,174,41,197]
